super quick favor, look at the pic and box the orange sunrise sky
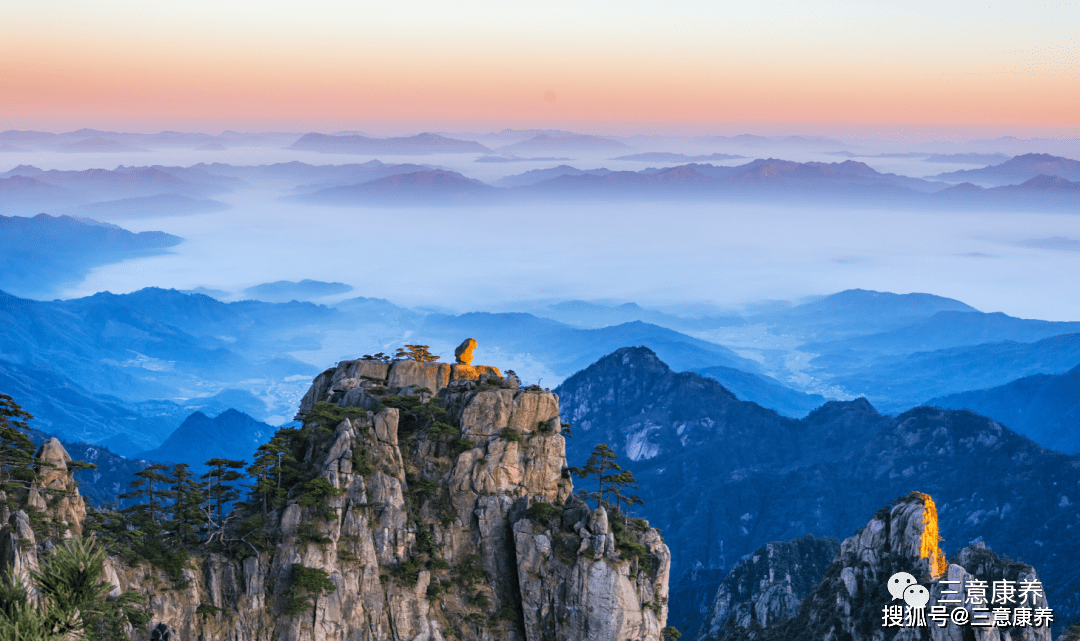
[1,0,1078,135]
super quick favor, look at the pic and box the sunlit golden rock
[454,337,477,365]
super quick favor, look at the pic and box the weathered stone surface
[3,360,670,641]
[696,534,840,641]
[29,438,86,537]
[713,493,1054,641]
[447,388,561,438]
[454,338,477,365]
[450,364,502,381]
[514,504,670,641]
[0,510,38,586]
[388,360,452,392]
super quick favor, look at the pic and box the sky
[2,1,1079,135]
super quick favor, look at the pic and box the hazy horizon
[2,136,1079,322]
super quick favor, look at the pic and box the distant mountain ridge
[0,214,183,297]
[929,152,1080,185]
[493,164,613,188]
[139,409,274,472]
[611,152,746,162]
[927,363,1080,454]
[555,347,1080,633]
[288,169,497,205]
[493,132,632,154]
[241,279,353,301]
[288,132,490,154]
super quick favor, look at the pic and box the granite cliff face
[695,535,840,641]
[557,347,1080,632]
[2,357,671,641]
[699,493,1054,641]
[0,437,89,588]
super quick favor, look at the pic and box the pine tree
[570,443,622,509]
[119,463,173,533]
[202,458,246,530]
[608,469,640,521]
[168,463,206,545]
[0,393,39,511]
[248,433,294,516]
[0,537,116,640]
[395,344,440,362]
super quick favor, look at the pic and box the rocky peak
[713,491,1054,641]
[6,355,670,641]
[696,534,840,641]
[0,437,86,588]
[28,437,86,538]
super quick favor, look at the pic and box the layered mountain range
[5,152,1080,217]
[0,214,182,297]
[4,282,1080,464]
[555,347,1080,633]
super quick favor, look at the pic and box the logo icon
[903,584,930,608]
[888,572,918,601]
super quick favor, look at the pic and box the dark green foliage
[395,345,440,362]
[525,501,561,524]
[408,476,441,500]
[499,427,521,442]
[296,477,343,519]
[283,564,336,617]
[615,537,650,564]
[470,591,491,610]
[0,537,144,641]
[416,527,439,557]
[498,604,522,624]
[466,612,486,625]
[167,463,206,545]
[390,558,424,586]
[202,458,245,532]
[119,463,172,528]
[427,420,459,438]
[426,581,443,600]
[662,626,682,640]
[133,544,191,584]
[352,446,375,477]
[306,401,365,429]
[569,443,621,509]
[451,439,473,456]
[0,393,38,513]
[453,555,489,589]
[195,604,222,616]
[336,549,358,562]
[428,557,450,570]
[31,537,110,625]
[379,396,450,438]
[247,431,297,515]
[296,523,332,545]
[84,589,151,638]
[537,420,553,433]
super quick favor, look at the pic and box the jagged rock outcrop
[717,492,1053,641]
[5,358,671,641]
[696,534,840,641]
[0,436,86,589]
[557,348,1080,632]
[297,357,505,419]
[455,339,477,366]
[28,437,87,538]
